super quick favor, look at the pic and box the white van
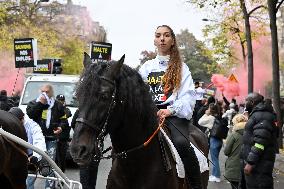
[19,74,79,130]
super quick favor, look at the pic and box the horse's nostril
[78,145,87,157]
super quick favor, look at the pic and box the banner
[33,59,52,74]
[14,38,37,68]
[90,42,112,63]
[33,59,62,74]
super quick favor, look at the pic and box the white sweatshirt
[24,115,47,160]
[195,87,206,100]
[139,56,196,120]
[198,114,215,129]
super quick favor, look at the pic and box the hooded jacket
[240,102,278,165]
[224,120,246,182]
[139,56,196,120]
[240,102,278,188]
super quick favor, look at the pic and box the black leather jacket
[26,99,65,140]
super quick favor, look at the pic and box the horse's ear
[83,52,92,68]
[109,54,125,79]
[118,54,125,65]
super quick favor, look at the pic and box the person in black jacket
[0,90,13,111]
[55,94,72,173]
[239,92,278,189]
[26,84,65,189]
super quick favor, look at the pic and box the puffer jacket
[240,102,278,164]
[240,102,278,188]
[224,121,245,182]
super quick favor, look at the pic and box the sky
[72,0,208,67]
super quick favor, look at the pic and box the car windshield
[21,81,78,107]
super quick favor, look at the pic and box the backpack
[210,117,229,139]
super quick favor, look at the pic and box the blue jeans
[26,176,36,189]
[210,136,222,178]
[45,140,57,189]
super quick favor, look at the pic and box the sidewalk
[274,148,284,174]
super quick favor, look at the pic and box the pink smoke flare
[0,52,25,96]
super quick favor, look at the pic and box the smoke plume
[0,52,25,96]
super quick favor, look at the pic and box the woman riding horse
[71,49,208,188]
[139,25,202,189]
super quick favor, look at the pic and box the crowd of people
[0,90,20,111]
[0,87,72,189]
[193,83,279,189]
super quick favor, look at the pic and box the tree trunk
[240,0,254,93]
[268,0,283,149]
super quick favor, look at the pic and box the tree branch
[276,0,284,12]
[248,5,266,16]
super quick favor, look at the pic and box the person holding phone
[26,84,65,189]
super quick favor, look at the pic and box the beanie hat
[0,90,7,96]
[8,107,25,120]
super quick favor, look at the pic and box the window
[22,81,78,107]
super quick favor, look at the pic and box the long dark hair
[209,103,220,117]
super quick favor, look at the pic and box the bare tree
[267,0,284,148]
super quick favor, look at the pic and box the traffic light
[52,59,62,74]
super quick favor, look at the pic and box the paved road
[34,136,112,189]
[34,136,284,189]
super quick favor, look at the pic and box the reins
[144,117,165,147]
[96,117,166,160]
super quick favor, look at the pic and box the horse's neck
[109,119,159,158]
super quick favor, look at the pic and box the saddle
[159,128,185,178]
[158,117,209,178]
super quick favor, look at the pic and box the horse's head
[70,53,125,165]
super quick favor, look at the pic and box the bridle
[76,76,117,160]
[75,76,166,161]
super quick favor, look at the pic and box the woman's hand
[157,109,172,119]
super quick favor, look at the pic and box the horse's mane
[77,62,158,128]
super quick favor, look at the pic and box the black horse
[0,110,28,189]
[71,53,209,189]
